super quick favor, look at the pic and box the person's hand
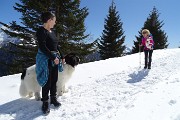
[54,57,59,65]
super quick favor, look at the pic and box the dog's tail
[19,69,28,97]
[21,69,26,80]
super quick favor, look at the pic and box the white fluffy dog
[19,53,79,100]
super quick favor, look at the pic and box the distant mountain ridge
[0,25,21,47]
[85,46,132,62]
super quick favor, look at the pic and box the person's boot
[144,66,147,69]
[50,97,61,107]
[144,62,147,69]
[144,64,147,69]
[42,101,50,114]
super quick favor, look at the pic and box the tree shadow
[0,98,44,120]
[127,69,149,83]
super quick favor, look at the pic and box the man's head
[41,12,56,28]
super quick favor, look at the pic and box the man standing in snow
[140,29,154,69]
[36,12,64,114]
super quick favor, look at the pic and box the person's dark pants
[41,60,58,101]
[144,50,153,68]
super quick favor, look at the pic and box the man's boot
[50,97,61,107]
[42,101,50,114]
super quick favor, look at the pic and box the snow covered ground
[0,48,180,120]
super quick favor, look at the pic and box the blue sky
[0,0,179,48]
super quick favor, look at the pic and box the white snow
[0,48,180,120]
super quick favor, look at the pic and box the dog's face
[65,53,80,67]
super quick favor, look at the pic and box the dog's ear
[75,56,80,65]
[64,53,74,66]
[65,54,70,64]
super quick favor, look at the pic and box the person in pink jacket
[140,29,154,69]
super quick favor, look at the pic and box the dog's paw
[28,92,33,98]
[35,92,41,101]
[35,95,41,101]
[64,89,69,93]
[57,91,63,96]
[35,96,41,101]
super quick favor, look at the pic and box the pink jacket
[141,36,154,50]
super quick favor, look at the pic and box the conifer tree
[0,0,94,74]
[98,1,125,60]
[132,7,168,53]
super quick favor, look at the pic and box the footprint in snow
[169,100,176,106]
[10,84,19,88]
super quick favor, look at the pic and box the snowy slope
[0,48,180,120]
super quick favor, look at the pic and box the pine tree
[132,7,168,53]
[98,1,125,60]
[0,43,21,75]
[0,0,94,74]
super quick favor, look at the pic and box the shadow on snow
[0,98,44,120]
[127,69,149,83]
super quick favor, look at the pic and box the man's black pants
[41,60,58,101]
